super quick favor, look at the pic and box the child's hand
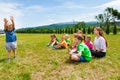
[68,49,71,52]
[10,16,14,21]
[3,18,8,23]
[69,52,73,55]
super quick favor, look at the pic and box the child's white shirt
[94,36,106,52]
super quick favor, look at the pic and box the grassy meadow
[0,34,120,80]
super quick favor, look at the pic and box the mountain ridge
[17,21,98,30]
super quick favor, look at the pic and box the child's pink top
[85,41,93,50]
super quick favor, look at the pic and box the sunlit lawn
[0,33,120,80]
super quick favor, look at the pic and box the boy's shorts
[6,42,17,50]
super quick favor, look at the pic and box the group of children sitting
[47,30,94,62]
[47,34,70,49]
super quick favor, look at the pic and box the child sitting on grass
[85,36,94,51]
[70,33,84,52]
[47,34,60,47]
[64,34,71,46]
[68,35,92,62]
[4,16,17,62]
[53,36,68,49]
[77,30,85,43]
[70,33,78,52]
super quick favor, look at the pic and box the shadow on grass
[65,57,106,65]
[52,48,67,51]
[14,73,32,80]
[65,59,88,65]
[0,58,7,63]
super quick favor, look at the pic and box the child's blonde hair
[6,20,12,26]
[61,35,65,40]
[77,30,83,34]
[73,33,78,38]
[64,34,70,38]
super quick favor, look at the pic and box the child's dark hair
[77,35,83,41]
[86,36,91,40]
[51,34,56,38]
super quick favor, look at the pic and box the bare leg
[13,49,16,58]
[71,54,79,61]
[7,50,11,62]
[57,45,61,48]
[7,50,11,58]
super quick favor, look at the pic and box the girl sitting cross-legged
[68,35,92,62]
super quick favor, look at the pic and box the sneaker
[8,58,11,62]
[50,44,53,48]
[14,56,17,60]
[53,45,58,49]
[46,44,50,46]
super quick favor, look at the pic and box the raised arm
[3,18,8,30]
[10,16,15,28]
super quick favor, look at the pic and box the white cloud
[47,1,85,10]
[61,1,85,9]
[0,3,23,29]
[0,2,47,29]
[94,0,120,10]
[43,12,98,25]
[25,5,46,12]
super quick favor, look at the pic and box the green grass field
[0,34,120,80]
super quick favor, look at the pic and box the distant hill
[16,21,99,33]
[17,21,98,30]
[16,21,120,33]
[0,30,4,34]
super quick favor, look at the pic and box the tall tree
[71,28,73,34]
[95,7,120,34]
[87,27,91,34]
[105,7,120,34]
[82,27,86,34]
[95,14,104,27]
[74,28,77,33]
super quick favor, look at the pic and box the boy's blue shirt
[4,28,17,42]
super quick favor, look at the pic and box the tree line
[16,22,94,34]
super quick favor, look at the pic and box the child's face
[76,39,81,44]
[65,36,69,39]
[51,36,55,39]
[7,25,13,31]
[74,35,77,38]
[64,36,67,39]
[85,37,90,42]
[77,31,82,34]
[61,36,65,40]
[94,28,99,35]
[77,32,82,34]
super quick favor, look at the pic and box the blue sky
[0,0,120,29]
